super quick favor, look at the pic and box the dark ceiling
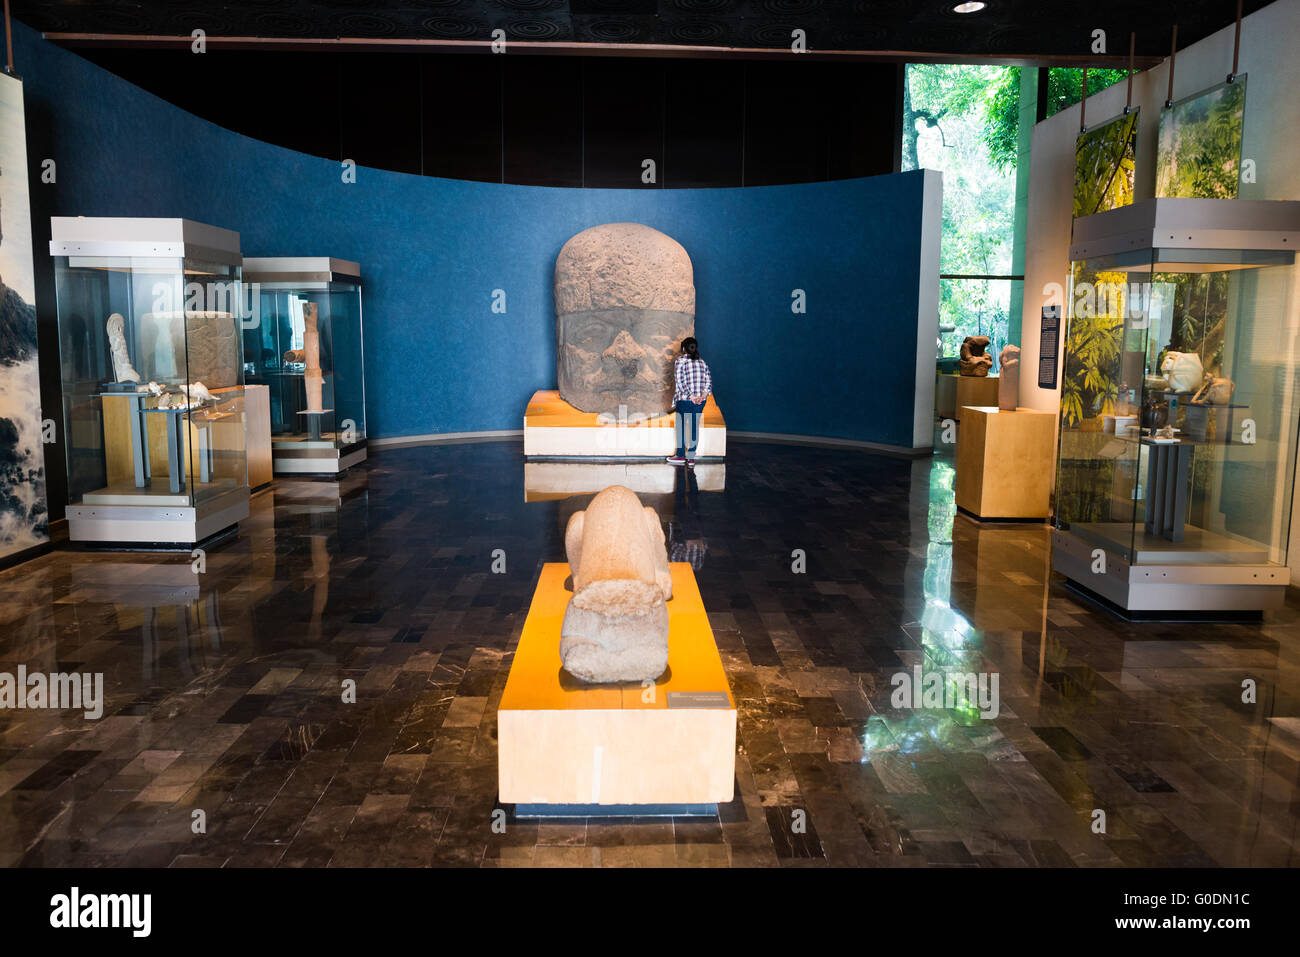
[12,0,1277,62]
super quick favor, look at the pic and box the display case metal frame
[50,217,250,546]
[241,257,367,477]
[1053,198,1300,615]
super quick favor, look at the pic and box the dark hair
[682,337,699,357]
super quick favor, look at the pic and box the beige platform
[523,389,726,458]
[498,562,736,807]
[954,405,1055,520]
[953,376,999,420]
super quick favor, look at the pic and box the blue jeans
[674,399,704,458]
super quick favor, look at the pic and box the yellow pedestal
[245,385,273,489]
[953,376,999,420]
[498,562,736,807]
[523,389,726,458]
[954,406,1055,520]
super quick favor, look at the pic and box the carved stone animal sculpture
[560,485,673,683]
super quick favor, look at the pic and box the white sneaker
[666,455,686,466]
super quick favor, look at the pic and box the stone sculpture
[555,222,695,416]
[959,335,993,376]
[301,301,324,414]
[997,344,1020,411]
[105,313,140,383]
[560,485,673,684]
[1160,351,1204,393]
[1191,376,1235,406]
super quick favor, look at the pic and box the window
[901,63,1022,365]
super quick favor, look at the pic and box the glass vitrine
[1053,198,1300,613]
[50,217,250,545]
[241,258,366,475]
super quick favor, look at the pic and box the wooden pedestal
[953,376,999,420]
[245,385,273,489]
[498,563,736,809]
[954,405,1055,520]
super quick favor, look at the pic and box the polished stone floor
[2,440,1299,867]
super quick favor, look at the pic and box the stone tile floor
[1,440,1298,867]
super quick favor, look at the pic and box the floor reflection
[0,440,1297,867]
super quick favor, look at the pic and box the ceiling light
[953,2,987,12]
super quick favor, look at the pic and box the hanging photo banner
[0,72,49,561]
[1156,76,1247,199]
[1073,110,1139,219]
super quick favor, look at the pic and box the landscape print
[1074,110,1138,218]
[0,73,48,560]
[1156,78,1247,199]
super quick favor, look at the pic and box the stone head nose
[602,329,644,378]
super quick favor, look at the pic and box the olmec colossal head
[555,222,695,416]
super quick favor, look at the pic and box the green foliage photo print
[1074,111,1138,218]
[1156,78,1247,199]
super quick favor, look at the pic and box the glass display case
[1053,198,1300,614]
[240,258,366,475]
[50,217,250,545]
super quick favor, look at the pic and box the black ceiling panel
[12,0,1277,60]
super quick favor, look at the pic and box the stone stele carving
[105,313,141,383]
[140,311,240,387]
[998,344,1020,411]
[959,335,993,376]
[560,485,674,684]
[555,222,695,416]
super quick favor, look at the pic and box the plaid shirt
[674,356,712,404]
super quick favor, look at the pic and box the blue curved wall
[17,22,931,448]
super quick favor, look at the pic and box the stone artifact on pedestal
[301,301,324,413]
[560,484,673,683]
[555,222,695,417]
[959,335,993,376]
[105,313,140,383]
[998,344,1020,411]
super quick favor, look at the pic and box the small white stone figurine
[106,313,140,383]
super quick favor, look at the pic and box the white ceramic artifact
[106,313,141,383]
[560,485,673,684]
[1161,351,1204,393]
[180,381,214,406]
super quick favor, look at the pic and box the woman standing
[666,337,712,468]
